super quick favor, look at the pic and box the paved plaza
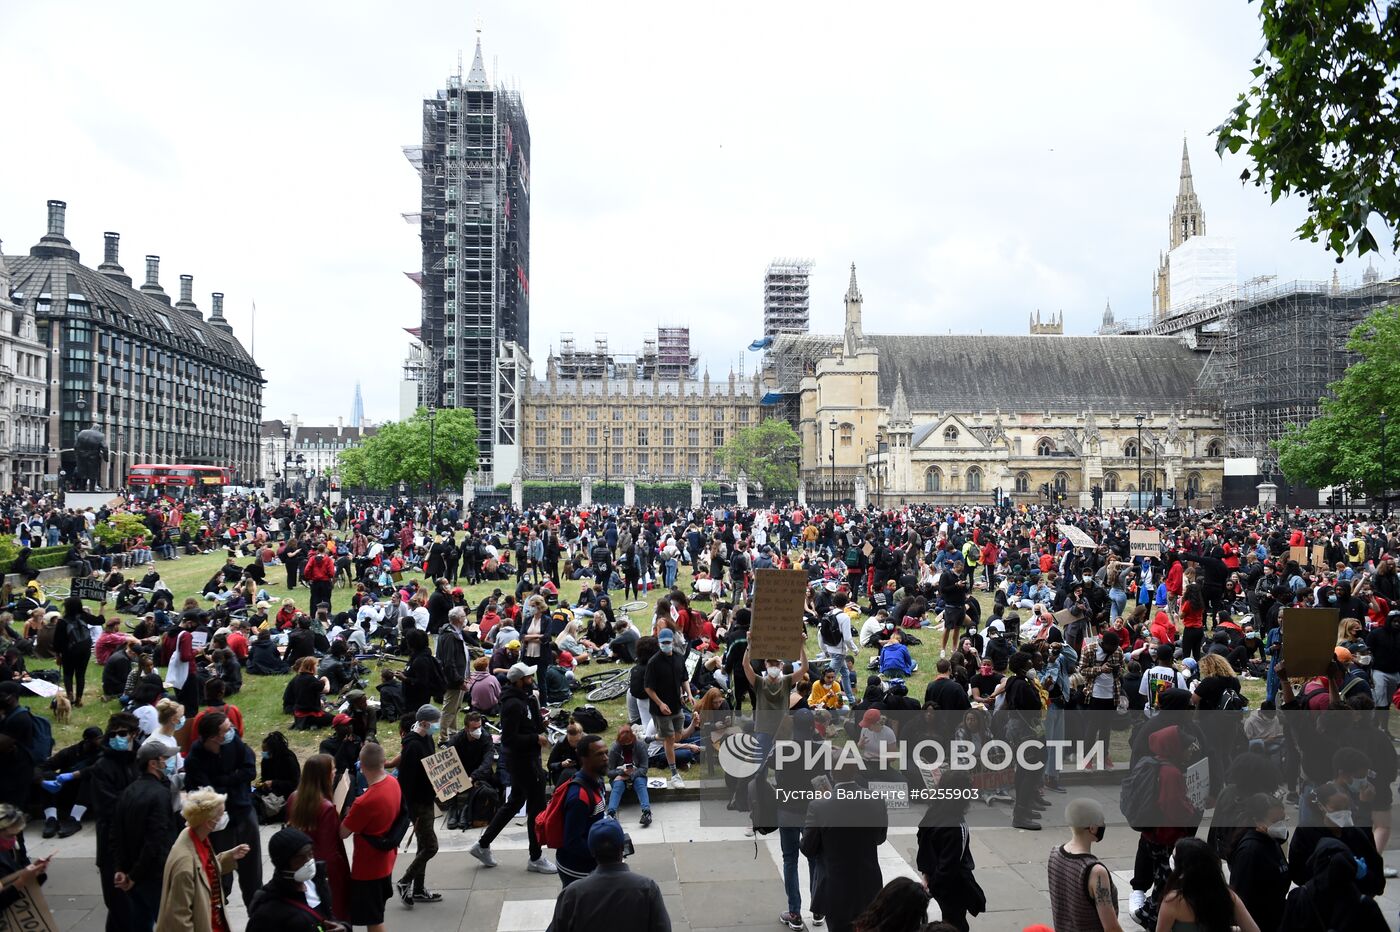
[29,785,1400,931]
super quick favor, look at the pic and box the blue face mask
[428,722,441,736]
[109,735,130,752]
[222,729,236,745]
[1328,595,1338,605]
[261,751,271,761]
[165,755,180,776]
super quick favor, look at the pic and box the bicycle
[573,666,630,703]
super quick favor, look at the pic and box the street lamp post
[1381,410,1389,519]
[828,416,838,507]
[1152,439,1159,508]
[427,405,436,500]
[1135,414,1145,511]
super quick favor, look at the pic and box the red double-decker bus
[127,464,232,498]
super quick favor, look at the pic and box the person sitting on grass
[879,630,918,677]
[285,657,334,729]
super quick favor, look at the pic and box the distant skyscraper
[763,259,813,339]
[351,382,364,428]
[403,35,530,484]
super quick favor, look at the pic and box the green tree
[715,418,801,490]
[92,512,151,548]
[1275,305,1400,491]
[337,408,479,493]
[1216,0,1400,258]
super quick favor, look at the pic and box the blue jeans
[46,527,60,546]
[1108,588,1127,622]
[608,774,651,813]
[778,826,813,915]
[664,560,678,589]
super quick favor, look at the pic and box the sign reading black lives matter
[748,569,809,660]
[422,747,471,802]
[71,576,108,603]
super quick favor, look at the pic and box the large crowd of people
[0,490,1397,930]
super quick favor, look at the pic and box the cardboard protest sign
[1281,607,1341,679]
[748,569,809,660]
[71,576,108,603]
[422,747,471,802]
[1129,530,1161,559]
[0,872,58,931]
[868,781,910,809]
[1311,544,1328,570]
[862,542,874,558]
[1057,524,1097,549]
[1185,758,1210,811]
[1288,546,1308,568]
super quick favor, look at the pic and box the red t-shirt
[1180,602,1204,630]
[342,774,402,880]
[226,632,248,661]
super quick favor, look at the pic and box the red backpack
[535,775,602,850]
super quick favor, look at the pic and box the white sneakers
[469,842,497,868]
[670,773,686,789]
[527,856,558,874]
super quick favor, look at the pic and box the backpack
[846,546,861,566]
[17,708,54,762]
[570,705,608,733]
[535,775,600,850]
[427,656,448,703]
[65,617,92,649]
[363,796,413,851]
[1218,688,1248,711]
[1118,756,1163,830]
[820,611,843,647]
[466,782,501,827]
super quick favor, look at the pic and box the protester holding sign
[0,803,50,921]
[394,705,443,909]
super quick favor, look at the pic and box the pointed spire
[465,34,489,89]
[1364,260,1380,285]
[1178,137,1194,196]
[890,374,912,426]
[844,263,862,303]
[1102,299,1114,326]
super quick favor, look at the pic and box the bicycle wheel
[574,669,624,687]
[587,676,630,703]
[619,601,648,614]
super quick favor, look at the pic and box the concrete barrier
[4,565,75,590]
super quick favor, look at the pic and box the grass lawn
[17,550,1265,766]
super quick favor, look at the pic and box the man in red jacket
[302,544,337,615]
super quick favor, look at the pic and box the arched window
[943,425,959,444]
[840,423,854,447]
[1053,471,1069,493]
[1103,472,1119,493]
[1124,439,1139,459]
[966,466,982,492]
[1142,474,1155,492]
[1187,472,1201,493]
[1036,438,1055,456]
[1205,439,1222,458]
[1014,471,1030,493]
[924,467,942,492]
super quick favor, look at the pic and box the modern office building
[403,36,530,486]
[2,200,263,488]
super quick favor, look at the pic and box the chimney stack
[97,232,130,284]
[140,255,171,303]
[211,293,225,318]
[46,200,66,237]
[32,199,78,259]
[179,275,193,304]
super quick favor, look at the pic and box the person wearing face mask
[246,827,345,931]
[154,787,251,932]
[0,803,50,912]
[113,739,183,932]
[1288,781,1385,897]
[1047,798,1122,931]
[647,629,698,787]
[85,712,142,932]
[1227,793,1290,932]
[394,705,444,909]
[183,712,263,909]
[1366,608,1400,710]
[1279,835,1389,932]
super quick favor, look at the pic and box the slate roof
[865,334,1216,412]
[3,252,261,380]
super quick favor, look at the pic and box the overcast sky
[2,1,1393,425]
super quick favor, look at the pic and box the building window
[1015,471,1030,493]
[663,409,674,421]
[535,453,546,472]
[840,423,854,447]
[1054,471,1069,492]
[561,407,572,421]
[688,453,700,473]
[1036,438,1055,456]
[663,428,674,446]
[738,409,750,423]
[1103,472,1120,493]
[638,452,649,473]
[663,454,674,475]
[1205,439,1222,458]
[561,428,572,445]
[586,453,598,473]
[587,407,598,421]
[638,428,648,446]
[943,426,958,444]
[534,427,546,445]
[562,453,573,475]
[612,453,623,473]
[713,428,724,447]
[1142,474,1155,492]
[612,408,622,421]
[1187,472,1201,493]
[966,466,982,492]
[688,428,699,446]
[586,428,598,445]
[1124,439,1139,459]
[638,408,648,421]
[612,428,623,445]
[924,468,942,492]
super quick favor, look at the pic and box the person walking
[338,742,402,932]
[302,544,336,616]
[647,628,696,787]
[555,733,608,888]
[287,754,351,923]
[51,596,96,705]
[1155,837,1261,932]
[436,607,469,738]
[245,827,342,932]
[90,712,141,932]
[113,739,183,932]
[468,662,558,874]
[549,819,672,932]
[801,759,888,932]
[1003,651,1047,831]
[154,788,252,932]
[183,712,262,909]
[1046,798,1123,932]
[395,705,444,909]
[1227,793,1290,932]
[916,771,985,932]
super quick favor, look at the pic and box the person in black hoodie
[1280,836,1389,932]
[469,662,558,874]
[1227,792,1289,932]
[254,732,301,822]
[400,629,442,711]
[246,628,288,675]
[1287,781,1385,898]
[395,706,443,908]
[87,711,140,932]
[246,827,342,932]
[113,739,182,932]
[1365,608,1400,711]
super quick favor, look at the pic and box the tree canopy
[1275,304,1400,492]
[336,407,479,494]
[1216,0,1400,258]
[715,417,801,490]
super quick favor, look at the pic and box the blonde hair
[156,698,184,726]
[182,787,226,827]
[1197,653,1234,680]
[1338,618,1363,643]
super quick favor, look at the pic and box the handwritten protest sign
[422,747,471,802]
[1129,530,1161,559]
[1185,758,1210,811]
[0,872,58,931]
[748,569,809,660]
[868,781,910,809]
[71,576,107,603]
[1057,524,1097,549]
[1281,607,1341,679]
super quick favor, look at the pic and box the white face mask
[469,728,483,739]
[1266,820,1289,841]
[292,860,316,883]
[212,811,230,832]
[766,665,782,679]
[1326,809,1355,828]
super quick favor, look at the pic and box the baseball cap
[331,713,352,728]
[136,738,178,764]
[345,689,366,703]
[506,639,522,650]
[415,704,441,723]
[587,817,626,858]
[507,662,538,683]
[1335,646,1354,663]
[557,650,575,668]
[859,708,883,729]
[657,629,675,644]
